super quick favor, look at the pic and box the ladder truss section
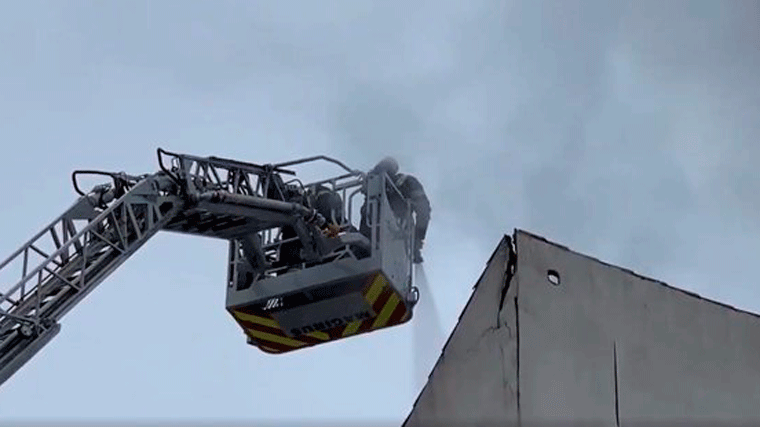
[157,147,296,198]
[0,174,183,386]
[158,148,309,237]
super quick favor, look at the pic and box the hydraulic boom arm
[0,148,342,388]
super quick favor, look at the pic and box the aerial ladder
[0,148,419,387]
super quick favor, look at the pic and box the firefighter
[360,156,430,263]
[310,184,344,238]
[265,175,308,268]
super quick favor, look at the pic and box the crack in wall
[503,322,514,341]
[614,341,620,426]
[453,326,499,360]
[515,295,521,425]
[499,343,510,395]
[497,235,517,328]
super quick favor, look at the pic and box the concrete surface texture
[403,229,760,426]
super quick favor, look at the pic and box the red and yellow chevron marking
[228,272,412,354]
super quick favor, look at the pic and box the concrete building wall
[403,235,519,426]
[516,229,760,422]
[404,229,760,425]
[516,230,617,424]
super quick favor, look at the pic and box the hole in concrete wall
[547,269,560,286]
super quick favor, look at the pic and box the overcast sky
[0,0,758,425]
